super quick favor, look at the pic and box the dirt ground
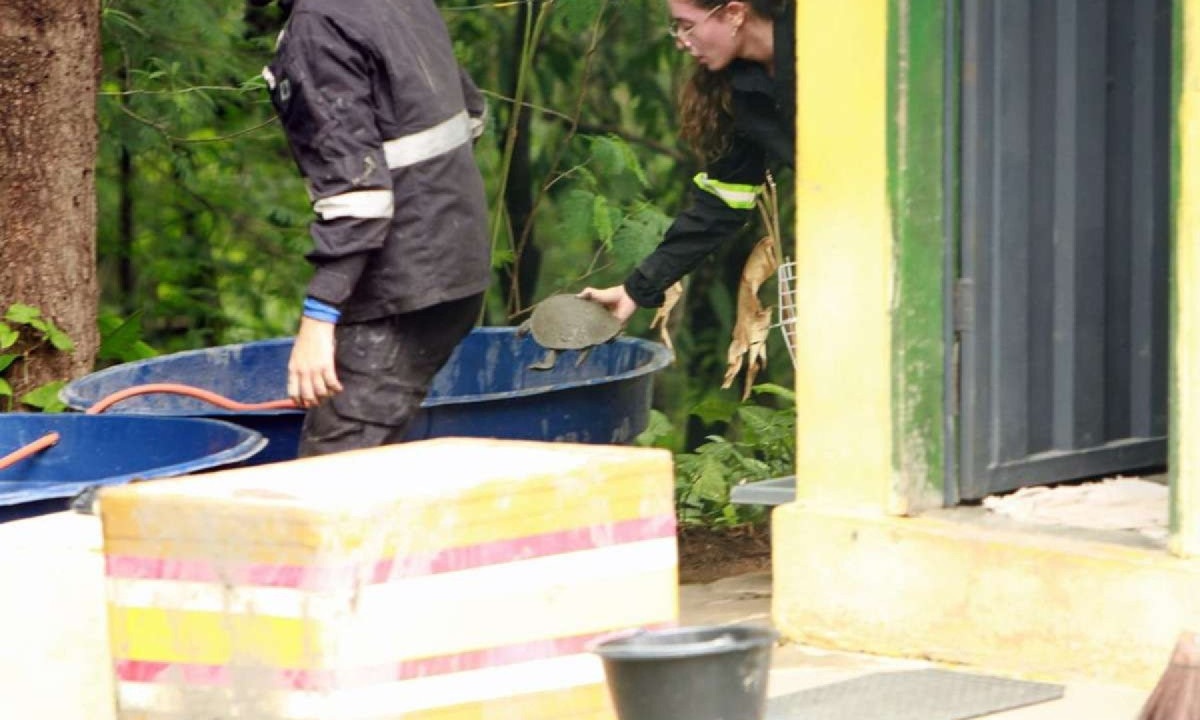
[676,523,772,584]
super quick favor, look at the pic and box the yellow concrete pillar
[789,0,945,514]
[791,1,895,513]
[1172,0,1200,556]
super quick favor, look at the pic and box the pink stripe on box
[115,624,672,691]
[106,514,675,590]
[115,661,229,685]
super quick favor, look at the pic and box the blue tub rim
[0,414,267,506]
[60,327,675,414]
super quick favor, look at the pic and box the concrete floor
[0,510,1156,720]
[681,571,1153,719]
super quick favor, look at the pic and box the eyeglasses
[667,3,726,45]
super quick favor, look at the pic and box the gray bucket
[594,624,777,720]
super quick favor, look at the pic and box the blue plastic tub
[61,327,673,463]
[0,414,265,511]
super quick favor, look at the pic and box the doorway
[955,0,1172,500]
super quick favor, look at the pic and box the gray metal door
[956,0,1171,500]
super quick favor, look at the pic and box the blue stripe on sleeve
[302,297,341,324]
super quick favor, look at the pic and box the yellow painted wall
[792,1,895,512]
[774,504,1200,687]
[1173,0,1200,556]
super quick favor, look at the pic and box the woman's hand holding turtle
[577,285,638,323]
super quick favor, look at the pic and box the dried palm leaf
[722,235,779,399]
[743,307,772,393]
[649,282,684,352]
[722,173,788,399]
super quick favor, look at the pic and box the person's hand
[577,285,638,323]
[288,316,343,408]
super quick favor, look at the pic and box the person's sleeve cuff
[302,296,341,323]
[624,271,664,309]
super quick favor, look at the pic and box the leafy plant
[0,304,76,412]
[18,383,69,413]
[0,305,158,411]
[638,381,796,528]
[544,135,673,296]
[97,311,159,365]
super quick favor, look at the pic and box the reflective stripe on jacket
[624,3,796,309]
[266,0,491,322]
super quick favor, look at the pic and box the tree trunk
[0,0,101,398]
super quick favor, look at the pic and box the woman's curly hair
[678,0,787,161]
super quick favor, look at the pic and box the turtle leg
[574,346,593,367]
[529,349,558,371]
[517,319,532,337]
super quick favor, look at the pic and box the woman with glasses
[580,0,794,322]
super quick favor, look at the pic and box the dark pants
[298,293,484,457]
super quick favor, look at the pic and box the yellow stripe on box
[109,565,676,667]
[118,656,612,719]
[404,683,612,720]
[102,503,671,567]
[107,607,316,669]
[100,439,669,520]
[102,472,671,562]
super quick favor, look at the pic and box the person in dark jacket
[264,0,491,455]
[580,0,794,321]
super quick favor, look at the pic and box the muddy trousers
[297,293,484,457]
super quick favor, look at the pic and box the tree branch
[113,102,278,145]
[480,89,687,163]
[100,83,263,97]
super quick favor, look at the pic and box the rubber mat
[766,668,1064,720]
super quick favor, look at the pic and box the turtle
[517,294,622,371]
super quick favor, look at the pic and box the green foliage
[634,408,677,449]
[0,304,76,412]
[671,384,796,527]
[555,0,606,32]
[98,312,159,365]
[5,304,75,352]
[541,134,673,295]
[0,303,158,411]
[610,203,672,267]
[97,0,307,351]
[0,324,19,350]
[19,383,68,413]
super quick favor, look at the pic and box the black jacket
[266,0,491,322]
[625,5,796,308]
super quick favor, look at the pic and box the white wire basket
[775,259,798,369]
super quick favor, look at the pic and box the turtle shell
[528,294,621,350]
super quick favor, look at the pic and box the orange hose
[0,431,61,472]
[86,383,297,415]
